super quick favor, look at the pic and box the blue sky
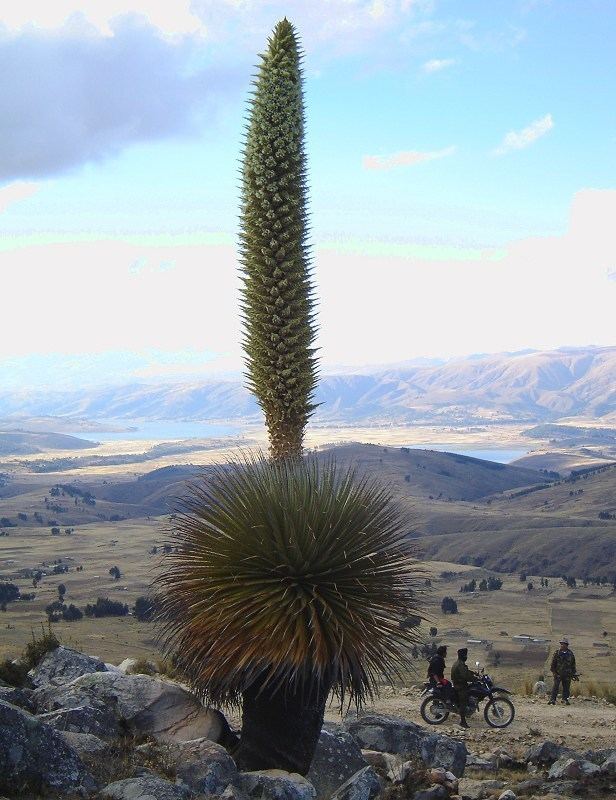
[0,0,614,384]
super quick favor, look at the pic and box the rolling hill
[0,346,614,424]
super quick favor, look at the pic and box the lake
[403,444,528,464]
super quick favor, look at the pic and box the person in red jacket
[427,645,449,686]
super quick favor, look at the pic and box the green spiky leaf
[155,454,424,707]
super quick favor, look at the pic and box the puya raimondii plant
[238,17,317,461]
[156,19,424,776]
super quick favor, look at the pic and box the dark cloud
[0,17,237,181]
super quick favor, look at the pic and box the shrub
[109,566,121,580]
[85,597,129,618]
[133,596,156,622]
[23,624,60,669]
[441,596,458,614]
[0,582,20,605]
[62,604,83,622]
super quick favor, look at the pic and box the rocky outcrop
[307,724,373,800]
[524,740,575,766]
[100,775,193,799]
[138,737,239,796]
[344,713,467,777]
[0,684,35,712]
[29,645,108,688]
[33,670,230,743]
[328,766,382,800]
[0,699,96,796]
[236,769,317,800]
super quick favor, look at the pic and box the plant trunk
[238,678,330,775]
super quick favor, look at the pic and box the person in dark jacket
[451,647,478,728]
[548,638,577,705]
[427,645,447,686]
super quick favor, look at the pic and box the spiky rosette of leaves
[155,454,424,708]
[238,18,317,460]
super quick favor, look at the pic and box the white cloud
[0,1,202,36]
[422,57,455,73]
[493,113,554,156]
[0,19,239,181]
[363,145,456,170]
[0,181,40,212]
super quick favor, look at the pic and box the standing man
[451,647,478,728]
[548,638,577,705]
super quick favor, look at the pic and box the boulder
[532,681,547,696]
[422,734,467,778]
[465,754,495,772]
[457,778,505,800]
[117,658,158,675]
[100,776,193,800]
[524,741,576,766]
[548,758,582,780]
[29,646,108,688]
[547,757,599,781]
[329,767,382,800]
[0,685,35,713]
[344,713,466,777]
[39,703,120,738]
[307,724,371,800]
[498,792,517,800]
[0,699,96,796]
[57,730,109,756]
[601,753,616,774]
[157,738,239,795]
[413,787,448,800]
[33,671,231,743]
[237,770,317,800]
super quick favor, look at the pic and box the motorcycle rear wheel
[484,696,515,728]
[420,696,450,724]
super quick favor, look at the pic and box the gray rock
[220,786,249,800]
[329,767,381,800]
[307,725,370,800]
[33,671,230,743]
[498,792,517,800]
[601,753,616,774]
[344,713,466,777]
[39,703,120,738]
[532,681,547,696]
[117,658,158,675]
[0,685,35,712]
[412,786,448,800]
[29,646,108,688]
[457,778,505,800]
[421,733,467,778]
[0,699,96,796]
[524,741,576,766]
[100,776,193,800]
[465,754,496,772]
[547,757,599,780]
[585,747,616,765]
[58,730,109,756]
[162,738,238,795]
[237,770,316,800]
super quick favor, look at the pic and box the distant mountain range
[1,346,614,425]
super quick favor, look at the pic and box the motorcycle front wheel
[420,696,450,724]
[484,696,515,728]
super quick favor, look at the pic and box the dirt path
[323,686,616,755]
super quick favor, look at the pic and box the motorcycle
[420,662,515,728]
